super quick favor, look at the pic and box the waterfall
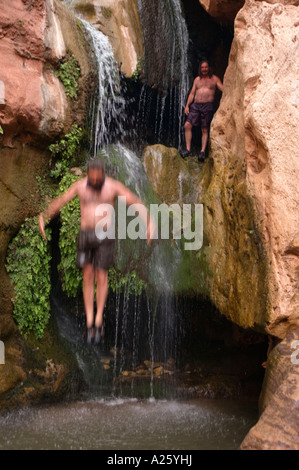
[61,2,130,155]
[62,0,190,150]
[81,20,129,155]
[56,2,186,398]
[136,0,190,148]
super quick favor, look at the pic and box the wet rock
[136,368,147,376]
[100,358,111,365]
[240,329,299,450]
[178,375,241,399]
[166,357,176,369]
[0,363,26,395]
[142,145,198,206]
[164,370,174,376]
[153,366,164,376]
[122,370,136,377]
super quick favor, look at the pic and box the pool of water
[0,398,257,450]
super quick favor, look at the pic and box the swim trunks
[76,229,115,270]
[186,102,215,128]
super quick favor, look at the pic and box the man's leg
[184,121,193,152]
[201,126,209,154]
[82,263,95,329]
[95,268,108,333]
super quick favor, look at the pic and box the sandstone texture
[198,0,299,24]
[240,329,299,450]
[66,0,143,77]
[0,0,93,146]
[198,0,245,23]
[203,0,299,339]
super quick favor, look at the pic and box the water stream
[81,20,130,155]
[136,0,190,149]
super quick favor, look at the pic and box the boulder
[203,0,299,338]
[240,329,299,450]
[198,0,245,23]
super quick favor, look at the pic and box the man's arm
[184,78,197,116]
[39,180,80,241]
[114,180,156,244]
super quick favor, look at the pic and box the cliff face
[0,0,93,147]
[198,0,299,449]
[240,328,299,450]
[0,0,93,408]
[203,0,299,340]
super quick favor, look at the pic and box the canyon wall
[201,0,299,449]
[0,0,93,409]
[203,0,299,340]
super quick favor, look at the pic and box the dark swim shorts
[76,229,115,271]
[186,102,215,128]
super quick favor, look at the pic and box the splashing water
[0,398,258,450]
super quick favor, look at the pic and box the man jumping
[181,61,223,162]
[39,157,155,345]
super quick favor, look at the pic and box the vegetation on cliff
[6,218,52,339]
[56,54,81,100]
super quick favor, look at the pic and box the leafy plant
[57,172,82,297]
[108,267,145,296]
[6,217,52,339]
[0,125,3,135]
[131,57,142,82]
[56,54,80,99]
[49,124,83,178]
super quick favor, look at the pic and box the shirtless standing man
[39,157,155,345]
[181,61,223,161]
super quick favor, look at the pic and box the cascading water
[62,2,131,156]
[81,20,130,155]
[51,142,185,398]
[136,0,190,149]
[53,1,192,399]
